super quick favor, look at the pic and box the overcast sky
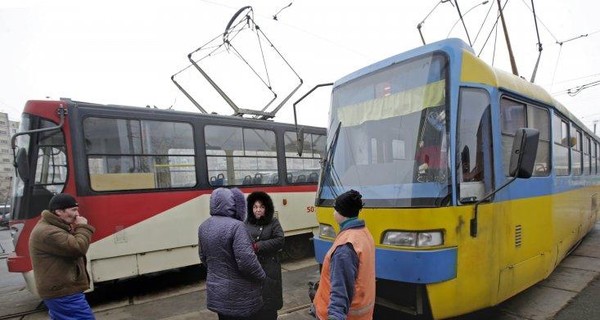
[1,0,599,130]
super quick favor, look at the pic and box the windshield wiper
[322,121,342,199]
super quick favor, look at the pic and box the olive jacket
[29,210,95,299]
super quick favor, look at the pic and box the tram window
[501,101,526,135]
[592,141,598,174]
[571,128,582,175]
[584,135,591,175]
[284,132,325,184]
[500,99,526,176]
[205,126,277,186]
[501,99,552,177]
[35,122,67,195]
[84,117,196,191]
[527,106,550,176]
[457,88,492,202]
[552,115,570,176]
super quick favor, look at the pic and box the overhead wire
[272,2,293,21]
[550,33,592,89]
[492,12,499,66]
[172,33,224,76]
[255,21,272,88]
[550,44,563,90]
[197,0,598,98]
[472,1,495,46]
[219,12,278,92]
[515,0,595,88]
[553,78,600,96]
[518,0,559,42]
[567,80,600,97]
[478,0,508,57]
[454,0,473,46]
[197,0,370,62]
[529,0,543,83]
[418,0,455,45]
[551,73,600,86]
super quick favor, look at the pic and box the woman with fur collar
[245,191,284,320]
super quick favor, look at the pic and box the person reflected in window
[415,107,446,182]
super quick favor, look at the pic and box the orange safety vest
[314,226,376,320]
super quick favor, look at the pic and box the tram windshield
[12,114,67,219]
[319,52,450,207]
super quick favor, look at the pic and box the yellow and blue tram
[313,38,600,319]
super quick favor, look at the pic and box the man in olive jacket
[29,193,96,319]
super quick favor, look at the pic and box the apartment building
[0,112,18,205]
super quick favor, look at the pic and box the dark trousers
[251,308,278,320]
[217,314,252,320]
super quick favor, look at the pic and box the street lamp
[446,1,490,40]
[417,0,454,45]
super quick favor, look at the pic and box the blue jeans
[43,293,95,320]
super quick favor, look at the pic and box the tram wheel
[284,234,312,260]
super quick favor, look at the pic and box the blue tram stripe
[314,237,457,284]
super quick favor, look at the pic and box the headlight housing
[319,224,336,239]
[382,230,443,247]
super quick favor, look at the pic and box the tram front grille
[375,279,430,316]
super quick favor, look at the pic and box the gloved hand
[308,281,319,302]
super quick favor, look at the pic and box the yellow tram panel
[316,185,598,318]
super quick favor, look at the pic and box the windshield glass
[12,114,31,187]
[12,114,67,219]
[319,52,450,207]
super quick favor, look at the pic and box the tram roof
[463,47,595,138]
[25,98,326,132]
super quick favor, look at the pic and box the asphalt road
[554,274,600,320]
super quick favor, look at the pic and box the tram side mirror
[296,127,305,157]
[15,147,30,181]
[509,128,539,179]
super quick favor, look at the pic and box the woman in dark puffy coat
[245,191,284,320]
[198,188,266,320]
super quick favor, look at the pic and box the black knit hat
[49,194,78,211]
[334,189,364,218]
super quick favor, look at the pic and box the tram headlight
[319,224,336,239]
[382,230,443,247]
[417,231,443,247]
[382,231,417,246]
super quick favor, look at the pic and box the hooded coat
[245,191,284,311]
[198,188,266,317]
